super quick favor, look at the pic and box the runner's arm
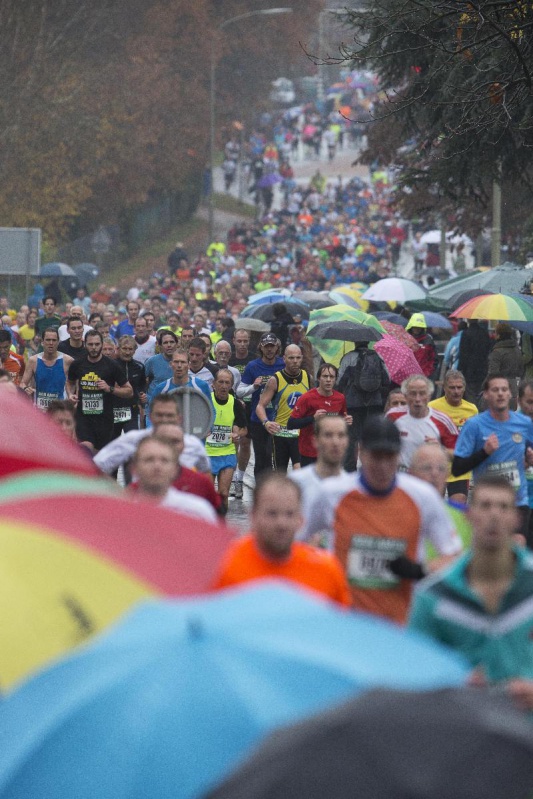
[20,357,36,392]
[451,449,489,476]
[110,381,133,399]
[255,376,278,425]
[94,433,142,473]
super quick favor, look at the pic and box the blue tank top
[35,353,67,410]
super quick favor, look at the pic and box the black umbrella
[243,302,310,322]
[73,262,100,285]
[373,311,408,327]
[292,291,336,310]
[308,320,382,343]
[206,687,533,799]
[449,288,495,311]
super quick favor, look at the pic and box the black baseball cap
[360,416,401,453]
[260,333,278,345]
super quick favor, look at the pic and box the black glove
[387,555,426,581]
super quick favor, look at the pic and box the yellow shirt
[428,396,478,482]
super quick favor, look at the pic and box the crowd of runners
[1,90,533,711]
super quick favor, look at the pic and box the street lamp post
[208,7,293,244]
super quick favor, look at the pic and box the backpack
[338,349,384,401]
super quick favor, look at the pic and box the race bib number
[82,393,104,414]
[113,406,132,423]
[36,393,59,410]
[348,535,406,589]
[206,425,232,447]
[487,460,520,490]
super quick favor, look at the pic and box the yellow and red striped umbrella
[452,293,533,321]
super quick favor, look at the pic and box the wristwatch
[109,385,114,394]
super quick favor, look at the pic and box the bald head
[283,344,303,374]
[409,443,450,496]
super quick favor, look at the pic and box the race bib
[36,393,59,410]
[113,406,132,423]
[487,460,520,490]
[348,535,406,589]
[82,394,104,414]
[206,425,232,447]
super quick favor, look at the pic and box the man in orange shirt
[212,474,351,608]
[0,329,24,384]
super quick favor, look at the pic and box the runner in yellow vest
[206,369,247,511]
[256,344,311,474]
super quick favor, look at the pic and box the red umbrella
[374,335,422,385]
[380,321,419,352]
[0,492,234,687]
[0,391,97,477]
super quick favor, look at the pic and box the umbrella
[419,229,442,244]
[247,293,303,307]
[292,291,335,310]
[362,278,426,303]
[0,583,467,798]
[452,293,533,322]
[373,311,408,327]
[420,311,452,329]
[40,262,75,277]
[328,289,368,311]
[73,262,100,283]
[256,172,282,189]
[429,265,532,301]
[404,296,452,313]
[248,288,292,302]
[380,320,419,351]
[0,391,98,478]
[241,302,310,322]
[374,335,423,384]
[0,493,230,689]
[234,318,271,333]
[207,687,533,799]
[0,470,119,504]
[308,321,383,343]
[449,288,495,311]
[307,304,385,366]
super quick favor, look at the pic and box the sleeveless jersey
[206,394,237,457]
[35,352,66,410]
[273,370,310,437]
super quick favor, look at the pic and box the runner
[67,330,133,451]
[238,333,284,478]
[256,344,311,474]
[20,328,73,410]
[145,330,178,397]
[0,329,24,384]
[206,369,247,512]
[188,337,218,388]
[288,362,351,466]
[230,328,255,498]
[212,473,351,607]
[213,340,240,393]
[302,416,462,624]
[34,297,61,337]
[57,316,87,360]
[132,316,156,365]
[150,348,214,412]
[112,335,147,437]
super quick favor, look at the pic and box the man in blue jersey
[20,327,73,410]
[150,348,214,416]
[238,332,284,478]
[409,475,533,712]
[144,330,178,396]
[452,375,533,542]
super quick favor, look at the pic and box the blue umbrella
[0,583,467,799]
[73,262,100,282]
[248,290,293,304]
[40,262,75,277]
[373,311,408,327]
[421,311,452,329]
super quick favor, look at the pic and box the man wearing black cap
[302,415,462,624]
[239,333,284,478]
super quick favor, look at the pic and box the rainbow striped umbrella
[452,293,533,322]
[307,304,385,366]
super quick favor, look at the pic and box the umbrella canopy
[307,305,385,366]
[308,321,382,344]
[0,392,98,478]
[419,229,442,244]
[247,293,303,307]
[292,291,335,310]
[234,318,271,333]
[429,266,531,301]
[0,584,467,798]
[40,262,75,277]
[208,687,533,799]
[452,293,533,322]
[380,321,419,351]
[449,288,495,311]
[404,296,452,313]
[0,494,230,688]
[248,288,292,302]
[328,289,368,311]
[420,311,452,329]
[256,172,282,188]
[373,311,407,327]
[374,335,423,385]
[362,278,426,303]
[0,470,119,504]
[73,262,100,283]
[241,302,310,321]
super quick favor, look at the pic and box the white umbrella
[419,230,441,245]
[361,278,427,303]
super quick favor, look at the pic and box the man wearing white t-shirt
[290,415,352,544]
[133,316,156,365]
[387,374,458,471]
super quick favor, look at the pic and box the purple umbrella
[257,173,282,189]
